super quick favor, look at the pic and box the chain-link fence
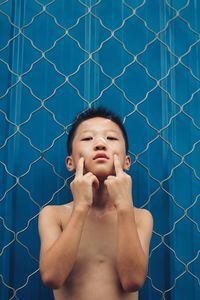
[0,1,199,299]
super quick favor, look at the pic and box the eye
[107,136,118,140]
[81,137,93,141]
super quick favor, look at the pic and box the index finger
[114,154,123,176]
[75,157,84,177]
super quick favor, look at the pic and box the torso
[53,202,139,300]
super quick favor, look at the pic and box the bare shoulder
[134,207,153,219]
[40,202,73,214]
[134,207,153,229]
[39,202,74,227]
[38,202,74,250]
[133,208,153,256]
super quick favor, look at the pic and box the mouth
[93,153,109,160]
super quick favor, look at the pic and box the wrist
[73,203,90,213]
[116,203,133,213]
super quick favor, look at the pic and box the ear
[123,155,131,171]
[66,156,75,172]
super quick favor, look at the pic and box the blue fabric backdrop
[0,1,200,299]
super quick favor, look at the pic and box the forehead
[75,117,123,135]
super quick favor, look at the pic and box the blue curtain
[0,1,199,299]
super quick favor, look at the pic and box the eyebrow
[79,130,120,135]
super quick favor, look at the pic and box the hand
[104,154,133,210]
[70,157,99,210]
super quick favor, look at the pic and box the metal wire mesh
[0,1,199,299]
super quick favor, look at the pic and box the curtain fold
[0,1,199,299]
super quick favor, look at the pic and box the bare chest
[56,208,139,300]
[77,212,118,264]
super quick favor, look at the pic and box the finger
[92,176,99,190]
[84,172,99,189]
[114,154,123,176]
[104,176,115,187]
[75,157,84,177]
[107,175,115,180]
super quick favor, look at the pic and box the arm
[104,154,153,292]
[39,205,89,289]
[116,207,153,292]
[39,157,99,289]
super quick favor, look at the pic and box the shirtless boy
[39,107,153,300]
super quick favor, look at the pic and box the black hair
[67,107,129,155]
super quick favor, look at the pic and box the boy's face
[66,117,131,179]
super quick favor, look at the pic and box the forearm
[40,206,88,288]
[116,206,147,292]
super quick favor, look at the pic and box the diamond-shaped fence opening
[0,1,199,300]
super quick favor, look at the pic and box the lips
[93,152,109,160]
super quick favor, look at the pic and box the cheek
[112,153,127,169]
[73,150,90,167]
[80,149,90,159]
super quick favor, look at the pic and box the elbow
[121,269,147,292]
[121,276,145,293]
[40,266,64,290]
[41,275,62,290]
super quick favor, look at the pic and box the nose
[93,137,107,151]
